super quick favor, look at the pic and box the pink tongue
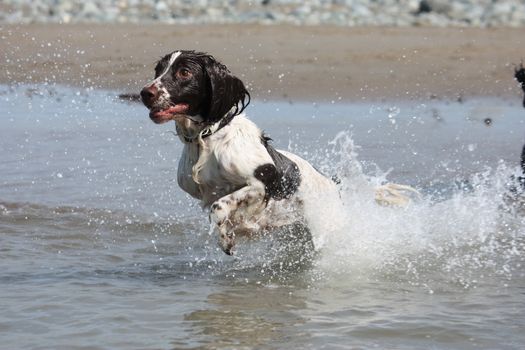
[158,104,189,116]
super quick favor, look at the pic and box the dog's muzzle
[140,85,159,108]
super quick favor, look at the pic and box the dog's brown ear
[202,56,250,124]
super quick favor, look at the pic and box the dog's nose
[140,85,158,107]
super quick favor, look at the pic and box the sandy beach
[1,23,524,101]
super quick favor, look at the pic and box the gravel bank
[1,0,525,27]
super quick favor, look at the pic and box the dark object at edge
[417,0,432,14]
[257,135,301,201]
[515,63,525,108]
[521,143,525,174]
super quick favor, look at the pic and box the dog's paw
[218,229,235,255]
[210,201,236,255]
[210,201,230,226]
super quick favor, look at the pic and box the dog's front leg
[210,183,267,255]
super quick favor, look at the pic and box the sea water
[1,84,524,349]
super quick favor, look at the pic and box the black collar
[178,108,237,144]
[201,109,236,139]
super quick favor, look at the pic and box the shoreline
[1,23,524,102]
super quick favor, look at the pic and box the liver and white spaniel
[141,50,411,255]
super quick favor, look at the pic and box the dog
[141,50,413,255]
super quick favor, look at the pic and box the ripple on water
[1,84,525,349]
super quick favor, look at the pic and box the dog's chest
[177,142,245,204]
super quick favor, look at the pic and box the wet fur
[141,50,414,254]
[141,50,334,254]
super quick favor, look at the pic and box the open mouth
[149,103,189,124]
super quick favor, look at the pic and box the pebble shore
[1,0,525,27]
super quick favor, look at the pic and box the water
[1,84,524,349]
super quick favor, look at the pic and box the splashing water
[300,131,525,290]
[184,131,525,291]
[2,84,523,291]
[3,85,525,348]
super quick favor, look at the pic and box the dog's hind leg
[375,183,420,207]
[209,184,267,255]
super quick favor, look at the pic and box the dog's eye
[176,68,192,79]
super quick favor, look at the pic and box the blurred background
[1,0,525,27]
[1,0,524,102]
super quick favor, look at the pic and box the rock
[155,1,168,13]
[417,0,432,14]
[79,2,101,20]
[420,0,451,15]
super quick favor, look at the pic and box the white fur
[153,51,180,85]
[174,113,336,253]
[143,51,416,254]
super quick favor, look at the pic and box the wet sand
[1,23,524,101]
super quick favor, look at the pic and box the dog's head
[141,50,250,125]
